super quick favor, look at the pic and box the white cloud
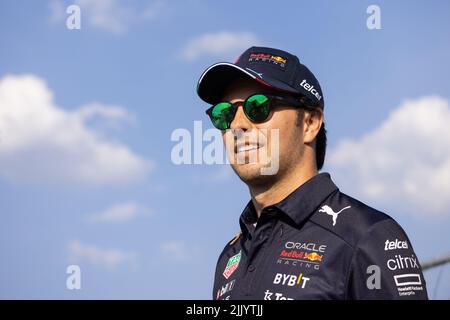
[67,240,137,270]
[180,31,260,61]
[328,96,450,217]
[77,102,135,123]
[0,74,152,186]
[160,241,200,262]
[76,102,137,131]
[87,202,150,223]
[49,0,166,33]
[49,0,66,23]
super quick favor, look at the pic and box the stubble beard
[231,146,303,190]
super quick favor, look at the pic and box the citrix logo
[387,254,419,271]
[300,79,322,101]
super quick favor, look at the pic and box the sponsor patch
[384,239,408,251]
[387,254,419,271]
[276,241,327,270]
[216,279,236,300]
[273,272,310,288]
[223,250,242,279]
[299,79,322,101]
[264,289,293,300]
[394,274,422,286]
[393,273,424,296]
[248,53,287,70]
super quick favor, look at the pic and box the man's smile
[235,141,265,158]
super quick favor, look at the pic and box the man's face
[220,77,310,187]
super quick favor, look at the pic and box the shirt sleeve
[346,219,428,300]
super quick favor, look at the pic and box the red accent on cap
[234,54,243,64]
[254,77,272,87]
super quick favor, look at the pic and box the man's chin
[231,163,276,186]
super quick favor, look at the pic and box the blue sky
[0,0,449,299]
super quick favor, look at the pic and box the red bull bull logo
[271,55,286,64]
[278,248,324,268]
[304,252,323,262]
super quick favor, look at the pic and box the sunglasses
[205,93,309,130]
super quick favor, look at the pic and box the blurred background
[0,0,449,299]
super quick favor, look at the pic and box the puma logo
[319,205,351,226]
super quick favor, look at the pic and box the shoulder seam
[308,219,355,249]
[228,231,242,246]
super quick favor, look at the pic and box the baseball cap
[197,46,324,108]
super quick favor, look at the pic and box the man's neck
[250,163,318,218]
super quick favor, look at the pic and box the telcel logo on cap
[300,79,322,101]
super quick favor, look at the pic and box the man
[196,47,428,300]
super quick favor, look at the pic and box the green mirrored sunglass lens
[245,94,270,122]
[211,102,233,129]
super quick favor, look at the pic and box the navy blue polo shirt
[213,172,428,300]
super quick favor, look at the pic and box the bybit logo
[273,273,310,288]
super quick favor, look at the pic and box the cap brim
[197,62,299,104]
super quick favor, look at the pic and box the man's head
[219,77,324,187]
[197,46,326,187]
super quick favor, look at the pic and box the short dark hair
[315,122,327,171]
[296,97,327,171]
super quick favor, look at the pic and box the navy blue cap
[197,46,324,108]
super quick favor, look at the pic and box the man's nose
[230,105,252,131]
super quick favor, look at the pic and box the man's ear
[303,108,323,144]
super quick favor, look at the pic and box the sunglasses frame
[205,93,313,130]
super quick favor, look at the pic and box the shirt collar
[239,172,338,236]
[239,201,258,238]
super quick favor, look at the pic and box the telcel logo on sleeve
[384,239,409,251]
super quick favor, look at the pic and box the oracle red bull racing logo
[277,241,327,269]
[279,250,323,262]
[248,53,287,69]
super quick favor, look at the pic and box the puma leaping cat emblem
[319,205,351,226]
